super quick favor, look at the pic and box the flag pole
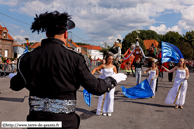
[100,92,107,114]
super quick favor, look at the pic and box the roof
[30,42,41,49]
[79,45,102,50]
[68,39,79,47]
[0,25,13,40]
[81,48,87,55]
[65,42,72,48]
[143,39,159,49]
[0,25,8,32]
[13,44,22,47]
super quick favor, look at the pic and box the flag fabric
[121,79,154,99]
[23,46,28,54]
[83,89,92,107]
[161,41,184,64]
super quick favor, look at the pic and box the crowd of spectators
[185,59,194,72]
[0,55,17,72]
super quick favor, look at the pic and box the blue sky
[0,0,194,47]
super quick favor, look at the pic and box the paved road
[0,69,194,129]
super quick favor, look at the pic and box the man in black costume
[168,61,175,82]
[10,11,117,129]
[108,39,122,73]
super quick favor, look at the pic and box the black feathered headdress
[31,11,75,36]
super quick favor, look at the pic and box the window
[3,32,7,39]
[5,49,8,57]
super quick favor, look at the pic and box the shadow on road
[123,100,173,108]
[0,96,26,102]
[76,108,96,120]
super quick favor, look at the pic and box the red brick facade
[0,25,14,58]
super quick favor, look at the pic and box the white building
[79,45,103,59]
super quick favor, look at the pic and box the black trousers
[113,63,119,73]
[155,78,158,92]
[27,111,80,129]
[168,66,174,82]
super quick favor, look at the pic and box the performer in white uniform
[144,62,158,98]
[92,54,117,116]
[162,58,189,109]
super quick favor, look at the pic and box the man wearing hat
[108,39,122,73]
[10,11,117,129]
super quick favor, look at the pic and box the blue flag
[161,41,184,63]
[23,46,28,54]
[121,79,154,99]
[83,89,91,107]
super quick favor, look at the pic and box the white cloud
[177,5,194,31]
[20,29,25,34]
[149,24,182,34]
[2,0,194,44]
[13,35,29,44]
[0,0,18,6]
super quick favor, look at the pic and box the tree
[177,40,194,59]
[138,30,160,43]
[183,31,194,48]
[162,31,182,46]
[75,42,89,45]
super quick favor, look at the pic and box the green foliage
[177,40,194,59]
[75,42,89,45]
[162,31,182,46]
[183,31,194,48]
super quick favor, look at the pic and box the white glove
[111,73,127,83]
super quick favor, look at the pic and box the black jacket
[10,38,113,100]
[134,61,144,69]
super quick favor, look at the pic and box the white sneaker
[107,113,111,117]
[102,113,106,116]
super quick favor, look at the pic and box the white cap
[154,59,158,63]
[136,41,139,47]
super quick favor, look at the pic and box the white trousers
[96,88,115,115]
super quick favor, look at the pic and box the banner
[121,79,154,99]
[161,41,184,63]
[83,89,91,107]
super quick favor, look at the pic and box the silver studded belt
[29,96,76,114]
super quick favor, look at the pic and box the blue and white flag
[121,79,154,99]
[23,46,28,54]
[83,89,91,107]
[161,41,184,63]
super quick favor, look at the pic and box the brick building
[0,25,14,58]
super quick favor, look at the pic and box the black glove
[104,77,117,92]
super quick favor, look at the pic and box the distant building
[143,39,159,50]
[67,39,87,55]
[13,43,25,58]
[79,45,103,59]
[0,25,14,58]
[29,39,87,55]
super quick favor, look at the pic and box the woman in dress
[162,58,189,109]
[92,54,117,116]
[144,62,158,98]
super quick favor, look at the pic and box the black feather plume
[31,11,71,34]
